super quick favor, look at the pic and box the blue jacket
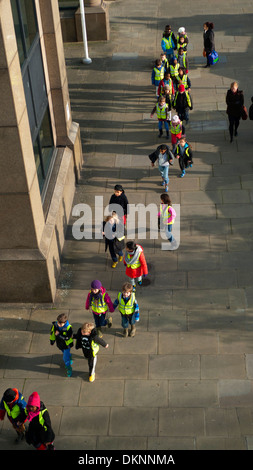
[0,389,27,422]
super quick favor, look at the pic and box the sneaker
[137,280,142,286]
[165,185,168,192]
[89,374,95,383]
[132,285,136,292]
[107,316,112,328]
[179,171,185,178]
[66,366,72,377]
[118,256,123,262]
[111,261,118,268]
[161,180,165,186]
[97,327,103,338]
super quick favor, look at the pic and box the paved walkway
[1,0,253,451]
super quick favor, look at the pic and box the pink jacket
[85,286,114,313]
[158,204,176,224]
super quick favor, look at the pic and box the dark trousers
[228,115,240,140]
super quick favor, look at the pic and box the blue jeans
[158,120,169,132]
[63,349,72,367]
[165,224,174,242]
[158,165,169,185]
[121,313,136,328]
[93,312,108,328]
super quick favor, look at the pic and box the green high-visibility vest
[117,292,136,315]
[91,292,108,314]
[156,103,168,119]
[154,66,165,81]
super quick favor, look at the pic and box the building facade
[0,0,83,302]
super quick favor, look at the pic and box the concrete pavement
[1,0,253,451]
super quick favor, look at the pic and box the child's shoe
[165,185,168,192]
[132,285,136,292]
[179,171,185,178]
[112,261,118,268]
[66,366,72,377]
[107,316,112,328]
[161,179,165,186]
[89,374,95,382]
[129,325,136,337]
[137,280,142,286]
[123,328,128,338]
[97,327,103,337]
[118,256,123,262]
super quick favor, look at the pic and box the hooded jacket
[0,388,27,423]
[50,320,73,351]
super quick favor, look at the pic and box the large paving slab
[1,0,253,453]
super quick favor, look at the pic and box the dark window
[11,0,55,196]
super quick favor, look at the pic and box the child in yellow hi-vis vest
[150,95,169,139]
[74,322,108,382]
[113,282,140,338]
[50,313,73,377]
[85,280,114,337]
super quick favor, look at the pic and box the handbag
[208,50,219,65]
[241,105,248,120]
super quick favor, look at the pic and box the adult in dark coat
[226,81,244,142]
[203,22,215,67]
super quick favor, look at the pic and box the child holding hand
[113,282,139,338]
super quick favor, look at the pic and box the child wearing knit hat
[0,388,27,443]
[85,280,114,337]
[20,391,55,450]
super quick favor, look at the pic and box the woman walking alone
[203,22,215,68]
[226,81,244,143]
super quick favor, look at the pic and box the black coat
[74,328,107,358]
[148,145,174,164]
[24,402,55,447]
[203,28,215,54]
[226,89,244,118]
[109,192,129,216]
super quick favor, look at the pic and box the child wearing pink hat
[85,280,114,337]
[21,392,55,450]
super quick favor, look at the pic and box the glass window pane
[33,139,44,193]
[10,0,25,66]
[40,108,54,177]
[19,0,38,54]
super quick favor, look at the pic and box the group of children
[150,24,194,180]
[0,388,55,450]
[1,25,197,451]
[49,271,142,382]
